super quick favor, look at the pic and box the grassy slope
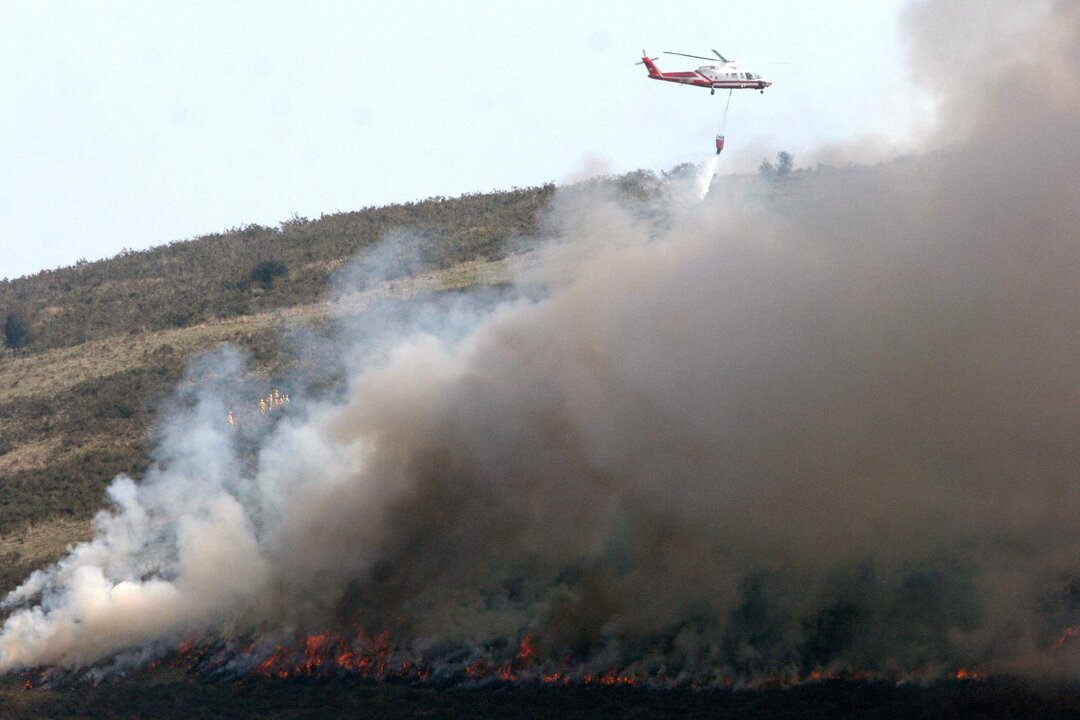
[0,253,520,595]
[0,158,946,597]
[0,187,554,353]
[0,187,549,604]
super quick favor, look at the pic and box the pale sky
[1,0,919,280]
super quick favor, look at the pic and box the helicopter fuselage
[641,56,772,93]
[651,63,770,91]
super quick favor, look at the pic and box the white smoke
[0,349,271,669]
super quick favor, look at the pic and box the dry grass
[0,516,92,568]
[0,517,94,597]
[0,440,56,475]
[0,254,519,406]
[0,253,524,591]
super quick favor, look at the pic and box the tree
[250,260,288,289]
[759,151,796,181]
[776,151,795,178]
[4,309,33,355]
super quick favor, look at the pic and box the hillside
[0,162,718,586]
[0,154,954,604]
[0,186,554,352]
[0,160,936,597]
[0,184,558,596]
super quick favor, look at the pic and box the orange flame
[137,628,1019,690]
[1056,626,1080,649]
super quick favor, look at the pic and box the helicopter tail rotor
[635,50,661,65]
[636,51,663,77]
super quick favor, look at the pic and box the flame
[235,631,403,681]
[517,634,536,662]
[154,632,995,690]
[171,629,635,687]
[951,668,981,681]
[21,625,1037,689]
[583,672,639,687]
[464,659,488,681]
[1056,626,1080,649]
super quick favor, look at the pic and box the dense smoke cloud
[1,0,1078,680]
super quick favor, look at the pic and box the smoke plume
[1,0,1078,681]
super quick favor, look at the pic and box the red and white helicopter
[639,49,773,153]
[638,49,772,95]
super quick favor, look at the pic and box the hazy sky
[1,0,918,280]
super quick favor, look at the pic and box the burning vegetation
[16,628,1005,691]
[1,0,1079,702]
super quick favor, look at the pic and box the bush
[4,309,32,354]
[759,151,796,181]
[250,260,288,288]
[776,151,795,177]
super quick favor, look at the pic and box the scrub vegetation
[0,184,555,597]
[0,186,554,353]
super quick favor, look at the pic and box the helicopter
[638,49,772,95]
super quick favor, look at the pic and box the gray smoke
[1,0,1078,680]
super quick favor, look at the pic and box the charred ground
[6,674,1080,720]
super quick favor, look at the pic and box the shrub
[760,151,796,181]
[4,309,32,354]
[250,260,288,289]
[776,151,795,177]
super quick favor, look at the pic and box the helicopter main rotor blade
[663,51,720,62]
[711,49,729,62]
